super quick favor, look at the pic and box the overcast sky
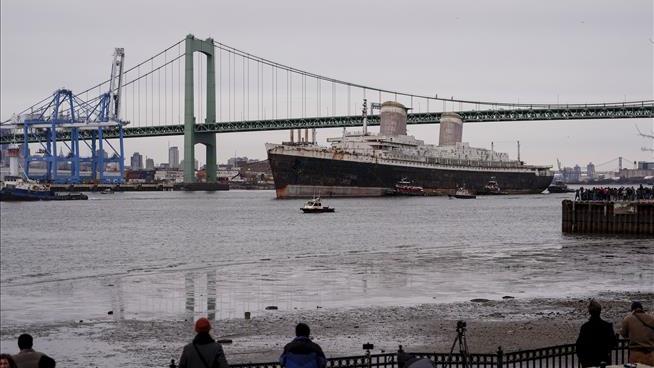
[1,0,652,170]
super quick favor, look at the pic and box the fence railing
[170,339,630,368]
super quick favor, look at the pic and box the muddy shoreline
[1,291,652,367]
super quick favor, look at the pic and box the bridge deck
[1,104,652,144]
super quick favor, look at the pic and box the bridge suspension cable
[1,39,185,126]
[211,40,652,109]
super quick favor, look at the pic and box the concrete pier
[562,200,654,235]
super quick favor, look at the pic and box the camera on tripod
[446,320,470,368]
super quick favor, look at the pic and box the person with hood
[280,323,326,368]
[620,301,654,365]
[575,300,617,367]
[178,318,229,368]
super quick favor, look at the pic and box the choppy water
[1,190,652,326]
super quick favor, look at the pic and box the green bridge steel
[2,103,652,144]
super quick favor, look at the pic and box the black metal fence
[171,339,630,368]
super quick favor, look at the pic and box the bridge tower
[184,34,217,183]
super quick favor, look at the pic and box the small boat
[301,196,335,213]
[100,188,114,194]
[394,178,425,196]
[547,180,575,193]
[0,177,88,201]
[448,187,476,199]
[479,178,507,195]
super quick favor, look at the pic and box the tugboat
[547,180,575,193]
[448,187,477,199]
[479,178,507,195]
[0,177,88,201]
[301,196,335,213]
[394,178,425,196]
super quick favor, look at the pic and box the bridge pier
[184,34,217,183]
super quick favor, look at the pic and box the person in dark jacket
[178,318,229,368]
[37,355,55,368]
[12,334,55,368]
[280,323,326,368]
[575,300,617,367]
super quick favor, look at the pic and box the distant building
[0,128,12,167]
[238,159,274,184]
[131,152,143,170]
[562,166,582,183]
[168,146,180,169]
[218,169,240,181]
[618,167,654,179]
[618,161,654,179]
[227,156,249,168]
[154,169,184,183]
[573,165,581,181]
[145,158,155,170]
[126,169,155,183]
[586,162,595,179]
[0,144,9,167]
[180,159,199,170]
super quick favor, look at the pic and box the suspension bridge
[1,34,652,184]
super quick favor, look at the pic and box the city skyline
[1,0,652,169]
[124,146,640,173]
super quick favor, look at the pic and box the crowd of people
[575,185,654,202]
[1,302,652,368]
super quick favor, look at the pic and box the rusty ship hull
[268,149,553,199]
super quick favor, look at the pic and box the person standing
[575,300,617,367]
[11,334,55,368]
[620,301,654,365]
[280,323,326,368]
[178,318,229,368]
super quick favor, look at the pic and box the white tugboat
[448,187,477,199]
[301,196,335,213]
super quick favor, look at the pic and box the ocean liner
[267,101,553,198]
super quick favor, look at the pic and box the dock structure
[562,200,654,235]
[49,182,229,192]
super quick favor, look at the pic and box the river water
[1,190,652,329]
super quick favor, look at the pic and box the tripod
[445,321,470,368]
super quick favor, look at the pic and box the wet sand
[1,291,651,367]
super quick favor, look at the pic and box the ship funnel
[438,112,463,146]
[380,101,407,136]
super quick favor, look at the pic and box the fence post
[496,346,503,368]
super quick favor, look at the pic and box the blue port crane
[12,48,127,184]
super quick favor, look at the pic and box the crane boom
[108,48,125,121]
